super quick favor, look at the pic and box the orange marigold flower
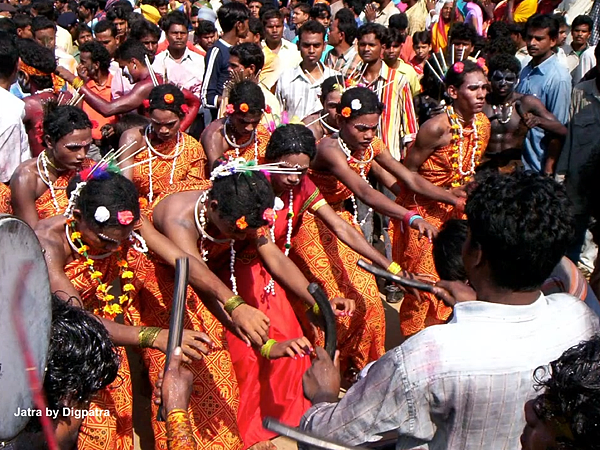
[341,107,352,118]
[236,216,248,230]
[240,103,249,113]
[164,93,175,104]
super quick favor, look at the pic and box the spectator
[561,14,594,76]
[324,8,360,75]
[194,19,217,55]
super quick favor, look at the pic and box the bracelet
[312,303,320,316]
[387,262,402,275]
[260,339,277,359]
[402,210,419,228]
[71,76,84,89]
[408,214,423,227]
[139,326,162,348]
[224,295,245,315]
[166,409,195,447]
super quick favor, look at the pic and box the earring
[133,64,137,69]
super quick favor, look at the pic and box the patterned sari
[0,183,12,214]
[221,123,270,164]
[390,112,490,337]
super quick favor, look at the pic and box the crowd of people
[2,0,600,448]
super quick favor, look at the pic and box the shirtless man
[16,38,70,157]
[482,53,567,172]
[303,75,342,141]
[56,39,199,130]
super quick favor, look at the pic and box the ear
[248,64,256,75]
[73,209,82,220]
[208,199,219,213]
[447,85,458,100]
[43,134,53,149]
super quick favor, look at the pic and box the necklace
[492,103,513,124]
[319,112,339,134]
[265,189,294,295]
[144,125,183,203]
[37,151,61,212]
[66,219,136,319]
[446,106,481,188]
[338,136,375,226]
[223,118,258,160]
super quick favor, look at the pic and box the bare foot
[248,441,277,450]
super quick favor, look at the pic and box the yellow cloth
[56,25,73,56]
[141,4,161,24]
[395,59,421,97]
[406,0,429,36]
[514,0,538,22]
[260,40,302,90]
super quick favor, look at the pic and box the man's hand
[364,3,377,22]
[230,303,270,347]
[76,64,90,83]
[521,112,543,129]
[433,280,476,307]
[55,66,75,84]
[153,329,213,363]
[303,347,341,405]
[153,347,194,412]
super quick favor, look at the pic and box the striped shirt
[275,62,340,120]
[301,293,600,449]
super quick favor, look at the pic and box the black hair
[106,3,132,21]
[298,19,326,41]
[383,27,405,47]
[552,12,568,28]
[413,30,431,46]
[310,3,331,20]
[344,0,365,16]
[44,105,92,144]
[526,14,560,40]
[230,42,265,72]
[293,3,311,15]
[44,295,120,413]
[532,335,600,449]
[79,0,99,14]
[31,15,55,34]
[248,16,264,39]
[572,14,593,32]
[508,22,526,39]
[248,0,264,5]
[265,124,317,161]
[485,35,517,57]
[487,20,511,40]
[228,79,265,114]
[196,19,217,35]
[13,13,32,30]
[449,22,477,44]
[444,59,485,89]
[260,7,282,24]
[129,18,161,40]
[432,219,468,282]
[16,38,56,89]
[0,18,16,35]
[67,170,141,229]
[161,10,190,32]
[321,75,344,100]
[31,0,55,20]
[578,147,600,236]
[115,39,152,65]
[465,171,574,291]
[94,19,117,37]
[79,40,112,72]
[217,2,250,34]
[488,53,521,76]
[75,22,93,41]
[357,22,386,43]
[337,86,383,119]
[388,13,408,31]
[0,32,17,79]
[209,170,274,228]
[148,84,186,117]
[335,8,358,45]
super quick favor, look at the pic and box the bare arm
[520,96,568,137]
[403,116,447,172]
[117,129,144,181]
[370,160,402,196]
[180,88,200,131]
[10,164,42,228]
[200,119,226,178]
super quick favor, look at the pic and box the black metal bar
[357,259,437,294]
[307,283,337,360]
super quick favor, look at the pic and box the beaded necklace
[337,135,375,226]
[36,151,61,212]
[265,189,294,295]
[66,219,135,319]
[491,103,513,124]
[223,118,258,162]
[446,106,481,188]
[144,126,183,203]
[319,112,339,135]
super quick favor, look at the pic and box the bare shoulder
[34,215,68,249]
[153,189,203,230]
[518,94,544,112]
[11,158,38,186]
[119,127,143,147]
[200,118,225,146]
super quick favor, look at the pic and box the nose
[287,174,300,185]
[364,129,374,141]
[159,125,170,135]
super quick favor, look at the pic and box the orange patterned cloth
[133,132,207,203]
[126,252,244,450]
[221,124,270,164]
[64,248,136,450]
[0,183,12,214]
[35,158,95,219]
[390,112,491,337]
[299,138,387,372]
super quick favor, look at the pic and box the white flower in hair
[351,99,362,111]
[94,206,111,223]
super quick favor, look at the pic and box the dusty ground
[132,296,404,450]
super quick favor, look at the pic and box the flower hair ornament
[350,99,362,111]
[164,93,174,104]
[262,208,276,227]
[236,216,248,230]
[143,99,151,109]
[453,62,465,73]
[341,107,352,118]
[209,157,304,182]
[118,210,135,225]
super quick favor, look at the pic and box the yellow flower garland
[446,106,483,188]
[68,219,136,319]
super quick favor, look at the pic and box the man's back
[302,293,599,449]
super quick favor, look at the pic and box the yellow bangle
[387,262,402,275]
[139,326,162,348]
[260,339,277,359]
[71,76,84,89]
[224,295,245,315]
[312,303,320,316]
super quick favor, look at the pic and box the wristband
[260,339,277,359]
[139,326,162,348]
[402,210,419,228]
[408,214,423,227]
[224,295,245,315]
[312,303,320,316]
[387,261,402,275]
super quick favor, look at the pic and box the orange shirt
[82,74,116,140]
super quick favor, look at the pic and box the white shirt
[275,62,339,120]
[109,60,133,100]
[0,87,30,183]
[302,293,600,449]
[152,47,204,97]
[573,45,596,85]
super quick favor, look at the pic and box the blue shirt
[201,38,232,114]
[516,54,571,172]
